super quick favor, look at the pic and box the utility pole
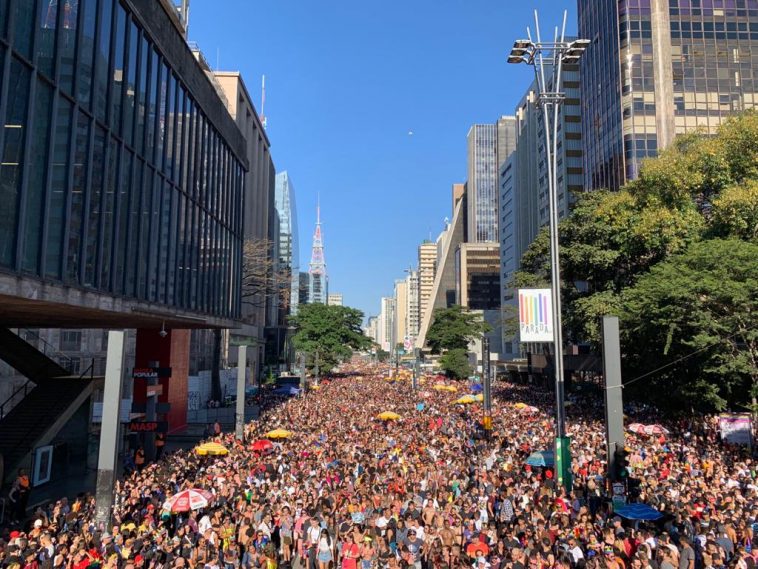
[482,337,492,437]
[314,350,320,386]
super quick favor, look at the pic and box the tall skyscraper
[393,279,408,348]
[274,172,300,314]
[405,270,419,342]
[579,0,758,190]
[327,293,343,306]
[466,117,516,242]
[417,242,437,326]
[308,203,328,304]
[378,297,395,353]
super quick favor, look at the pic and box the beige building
[417,242,437,329]
[212,70,275,375]
[327,293,343,306]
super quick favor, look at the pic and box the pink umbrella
[643,424,670,435]
[520,405,540,414]
[163,488,214,513]
[627,423,646,434]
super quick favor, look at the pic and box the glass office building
[465,119,515,243]
[274,171,299,314]
[580,0,758,190]
[0,0,246,319]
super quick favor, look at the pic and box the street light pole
[507,11,590,492]
[482,337,492,437]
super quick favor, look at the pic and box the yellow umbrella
[514,402,527,409]
[445,385,459,392]
[473,393,484,402]
[264,428,293,439]
[195,442,229,456]
[433,384,449,391]
[377,411,401,421]
[455,395,476,404]
[311,384,321,390]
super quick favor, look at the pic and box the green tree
[620,239,758,412]
[289,304,371,372]
[709,180,758,241]
[375,347,389,363]
[426,305,491,354]
[439,348,472,379]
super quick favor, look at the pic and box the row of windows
[0,0,246,319]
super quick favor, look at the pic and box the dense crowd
[1,363,756,569]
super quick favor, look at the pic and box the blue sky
[189,1,577,319]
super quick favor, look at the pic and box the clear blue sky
[189,1,577,319]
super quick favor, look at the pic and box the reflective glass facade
[0,0,245,319]
[580,0,758,190]
[274,171,299,314]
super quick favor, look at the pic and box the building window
[60,330,82,351]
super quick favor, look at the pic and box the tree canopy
[289,304,371,372]
[512,111,758,413]
[426,305,491,354]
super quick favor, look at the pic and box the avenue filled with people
[1,363,755,569]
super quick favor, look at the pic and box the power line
[611,328,753,390]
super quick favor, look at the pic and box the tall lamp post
[507,10,589,491]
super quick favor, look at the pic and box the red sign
[128,421,168,433]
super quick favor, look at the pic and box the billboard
[718,413,753,446]
[518,288,554,342]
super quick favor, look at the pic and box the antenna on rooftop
[261,75,268,129]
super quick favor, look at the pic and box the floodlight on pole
[507,9,589,492]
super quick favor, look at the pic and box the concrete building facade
[327,293,343,306]
[393,280,408,348]
[417,242,437,329]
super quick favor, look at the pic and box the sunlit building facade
[579,0,758,190]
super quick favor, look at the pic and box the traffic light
[627,477,642,500]
[613,445,630,480]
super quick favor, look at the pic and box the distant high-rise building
[275,172,300,314]
[366,316,379,344]
[579,0,758,191]
[405,270,419,342]
[417,242,437,324]
[308,203,328,304]
[378,297,395,353]
[393,280,408,348]
[466,117,516,242]
[327,293,343,306]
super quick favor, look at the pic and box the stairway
[0,329,94,479]
[0,328,71,379]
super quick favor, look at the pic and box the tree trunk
[211,329,222,402]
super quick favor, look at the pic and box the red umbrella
[252,439,274,453]
[163,488,213,513]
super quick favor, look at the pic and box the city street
[3,363,754,569]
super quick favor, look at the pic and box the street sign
[128,421,168,433]
[133,367,172,379]
[518,288,554,342]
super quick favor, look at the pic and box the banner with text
[718,413,753,446]
[518,288,554,343]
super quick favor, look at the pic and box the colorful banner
[718,413,753,446]
[518,288,554,342]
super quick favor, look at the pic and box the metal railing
[17,328,76,373]
[0,380,33,420]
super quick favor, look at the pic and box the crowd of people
[1,362,756,569]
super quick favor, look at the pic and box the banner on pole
[518,289,554,342]
[718,413,753,446]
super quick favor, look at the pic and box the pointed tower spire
[308,199,327,304]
